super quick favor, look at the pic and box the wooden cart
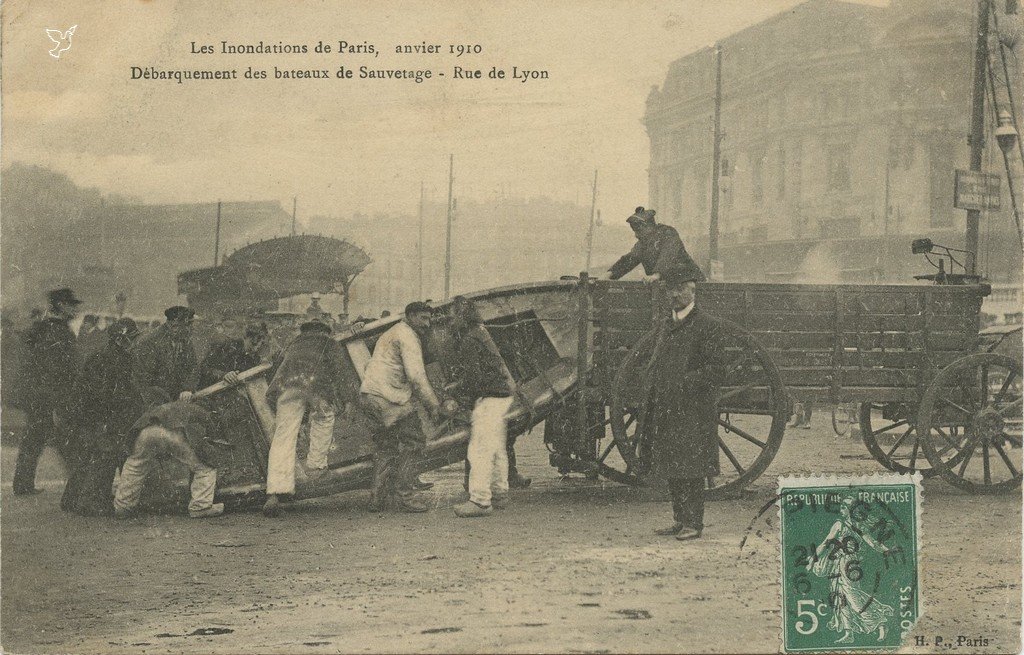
[545,275,1022,496]
[143,274,1020,511]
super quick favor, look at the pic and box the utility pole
[418,181,425,299]
[291,196,297,236]
[965,0,990,276]
[584,170,599,273]
[708,44,723,277]
[444,154,454,301]
[214,200,222,266]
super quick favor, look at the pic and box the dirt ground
[1,412,1021,655]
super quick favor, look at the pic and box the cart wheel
[831,401,856,438]
[918,353,1023,493]
[608,318,789,499]
[858,403,961,477]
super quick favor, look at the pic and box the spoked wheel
[859,403,966,477]
[831,403,857,436]
[607,318,789,499]
[919,353,1023,493]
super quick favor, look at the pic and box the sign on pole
[954,169,1001,211]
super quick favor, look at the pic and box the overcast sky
[3,1,883,223]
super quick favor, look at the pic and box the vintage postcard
[1,1,1021,653]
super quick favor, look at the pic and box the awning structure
[178,234,371,315]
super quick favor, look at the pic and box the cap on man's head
[299,319,332,334]
[108,318,140,342]
[662,264,707,286]
[451,295,483,325]
[626,206,656,226]
[48,287,83,307]
[164,306,195,322]
[404,301,433,316]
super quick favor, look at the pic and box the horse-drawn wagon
[145,266,1021,510]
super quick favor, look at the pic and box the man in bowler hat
[647,266,725,541]
[13,287,83,495]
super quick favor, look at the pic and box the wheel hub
[974,408,1005,442]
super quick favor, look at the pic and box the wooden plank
[591,308,655,330]
[593,327,651,350]
[789,386,921,403]
[838,350,963,369]
[776,367,919,389]
[843,291,923,315]
[770,350,834,368]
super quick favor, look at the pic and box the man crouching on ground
[262,318,344,518]
[113,398,227,519]
[448,296,517,518]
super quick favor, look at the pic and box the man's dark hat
[404,301,433,316]
[245,322,269,339]
[626,206,656,226]
[164,305,196,322]
[48,287,83,307]
[300,318,332,334]
[108,318,140,342]
[662,264,707,285]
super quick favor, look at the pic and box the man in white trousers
[262,319,343,517]
[447,296,517,518]
[114,399,225,519]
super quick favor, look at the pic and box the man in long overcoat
[61,318,145,515]
[13,288,83,495]
[647,266,725,541]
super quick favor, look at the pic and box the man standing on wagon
[607,206,705,283]
[647,265,725,541]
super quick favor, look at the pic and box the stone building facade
[643,0,1021,290]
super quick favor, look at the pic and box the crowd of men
[7,204,725,541]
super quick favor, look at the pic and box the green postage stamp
[780,474,921,652]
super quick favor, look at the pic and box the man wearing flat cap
[359,301,453,513]
[12,287,84,495]
[608,206,705,283]
[646,265,724,541]
[132,305,200,407]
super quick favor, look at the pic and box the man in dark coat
[608,206,705,283]
[647,266,725,541]
[13,288,83,496]
[61,318,145,515]
[198,321,268,388]
[262,318,346,517]
[132,306,199,406]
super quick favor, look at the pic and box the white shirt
[673,302,695,323]
[359,321,439,407]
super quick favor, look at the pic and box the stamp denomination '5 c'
[780,474,921,652]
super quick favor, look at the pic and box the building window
[791,141,803,202]
[750,150,764,205]
[672,175,684,224]
[695,165,708,218]
[827,145,851,191]
[776,144,786,200]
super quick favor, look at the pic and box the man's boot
[506,444,531,489]
[395,492,429,513]
[368,457,393,512]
